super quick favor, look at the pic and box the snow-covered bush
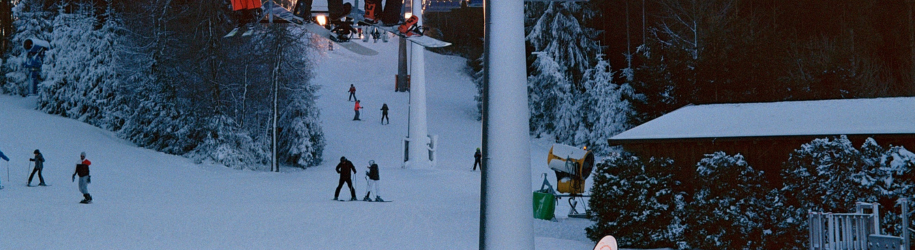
[586,152,686,248]
[684,152,792,249]
[187,115,269,170]
[781,136,875,213]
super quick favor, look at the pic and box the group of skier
[348,84,390,124]
[0,148,93,203]
[334,156,384,202]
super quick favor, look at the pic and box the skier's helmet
[34,149,40,154]
[80,152,86,157]
[369,160,375,165]
[340,156,346,162]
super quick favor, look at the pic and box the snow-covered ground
[0,36,596,249]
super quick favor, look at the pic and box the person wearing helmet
[72,152,92,204]
[473,148,482,171]
[28,149,46,186]
[334,156,357,201]
[362,160,383,202]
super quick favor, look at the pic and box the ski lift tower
[479,0,587,249]
[403,0,433,169]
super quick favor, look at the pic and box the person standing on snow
[334,156,358,201]
[71,152,92,204]
[380,103,389,125]
[28,149,46,187]
[473,148,482,171]
[353,100,364,121]
[362,160,383,202]
[0,148,8,189]
[348,84,357,102]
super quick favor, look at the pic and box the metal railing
[809,200,911,250]
[809,212,875,250]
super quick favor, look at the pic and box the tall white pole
[480,0,532,249]
[406,0,430,169]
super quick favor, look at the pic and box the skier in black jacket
[380,103,389,125]
[334,156,357,201]
[28,149,46,186]
[362,160,383,202]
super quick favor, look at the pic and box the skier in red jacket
[353,100,364,121]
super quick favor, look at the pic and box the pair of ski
[224,25,255,38]
[335,198,392,203]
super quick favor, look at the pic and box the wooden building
[608,97,915,183]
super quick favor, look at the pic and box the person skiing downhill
[0,148,8,189]
[348,84,357,101]
[380,103,389,125]
[71,152,92,204]
[334,156,357,201]
[28,149,46,187]
[473,148,482,171]
[362,160,383,202]
[353,100,364,121]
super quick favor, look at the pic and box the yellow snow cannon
[547,144,594,195]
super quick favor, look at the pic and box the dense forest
[0,0,325,170]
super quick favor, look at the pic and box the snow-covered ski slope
[0,36,595,249]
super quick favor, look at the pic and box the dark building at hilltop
[608,97,915,183]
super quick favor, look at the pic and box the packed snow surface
[0,36,597,249]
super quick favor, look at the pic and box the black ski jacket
[336,160,356,180]
[367,164,380,180]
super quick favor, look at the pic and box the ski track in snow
[0,36,596,249]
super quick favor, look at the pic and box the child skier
[28,149,46,187]
[71,152,92,204]
[362,160,383,202]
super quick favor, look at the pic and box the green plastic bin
[533,191,556,220]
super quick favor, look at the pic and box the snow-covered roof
[610,97,915,141]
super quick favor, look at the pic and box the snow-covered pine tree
[3,0,53,96]
[37,0,127,131]
[525,2,599,140]
[277,92,324,168]
[586,152,686,248]
[116,0,201,156]
[261,23,325,169]
[580,54,636,153]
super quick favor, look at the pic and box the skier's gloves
[72,175,75,182]
[87,176,91,183]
